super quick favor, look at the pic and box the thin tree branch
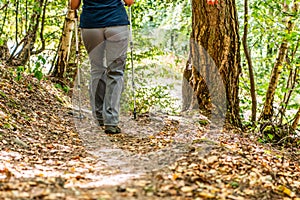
[25,0,28,33]
[279,38,299,123]
[292,107,300,130]
[242,0,257,122]
[15,0,19,44]
[0,3,8,39]
[32,0,48,55]
[0,3,8,10]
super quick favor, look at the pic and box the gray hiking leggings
[81,26,129,126]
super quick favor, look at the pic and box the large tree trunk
[51,9,76,78]
[186,0,242,127]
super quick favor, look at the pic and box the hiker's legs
[103,26,129,126]
[81,28,106,123]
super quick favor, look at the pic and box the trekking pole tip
[133,108,137,120]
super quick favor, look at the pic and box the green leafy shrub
[15,66,25,81]
[32,55,46,81]
[122,84,180,115]
[54,83,70,94]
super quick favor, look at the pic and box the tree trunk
[51,9,75,78]
[182,51,199,111]
[187,0,242,127]
[292,107,300,131]
[8,0,44,66]
[260,12,296,120]
[0,41,9,61]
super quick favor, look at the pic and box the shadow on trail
[72,108,224,187]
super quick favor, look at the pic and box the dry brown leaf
[160,184,173,191]
[227,195,244,200]
[180,186,194,193]
[198,191,215,198]
[277,185,296,197]
[243,189,254,195]
[206,155,218,164]
[172,173,180,180]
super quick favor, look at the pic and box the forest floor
[0,64,300,200]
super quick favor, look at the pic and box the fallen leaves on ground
[0,64,299,199]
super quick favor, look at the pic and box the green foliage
[259,121,299,145]
[3,123,11,129]
[239,0,300,129]
[0,0,66,68]
[15,66,25,81]
[34,70,43,81]
[13,55,46,82]
[267,133,274,140]
[122,53,182,116]
[122,83,179,115]
[32,55,46,81]
[27,83,33,91]
[0,39,4,46]
[230,181,239,189]
[198,119,209,126]
[131,0,191,57]
[133,85,179,114]
[54,83,70,94]
[0,90,7,99]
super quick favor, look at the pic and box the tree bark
[0,41,9,61]
[51,9,76,78]
[182,50,199,111]
[292,107,300,131]
[188,0,242,127]
[182,52,193,111]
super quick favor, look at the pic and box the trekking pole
[129,7,137,119]
[74,10,83,120]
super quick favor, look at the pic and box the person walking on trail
[71,0,134,134]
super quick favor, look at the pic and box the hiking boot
[98,120,104,126]
[105,126,121,134]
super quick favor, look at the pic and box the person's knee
[114,56,126,66]
[91,67,106,77]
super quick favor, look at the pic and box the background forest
[1,1,300,199]
[0,0,299,145]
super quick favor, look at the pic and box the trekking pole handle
[74,10,80,90]
[129,7,133,48]
[74,10,79,55]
